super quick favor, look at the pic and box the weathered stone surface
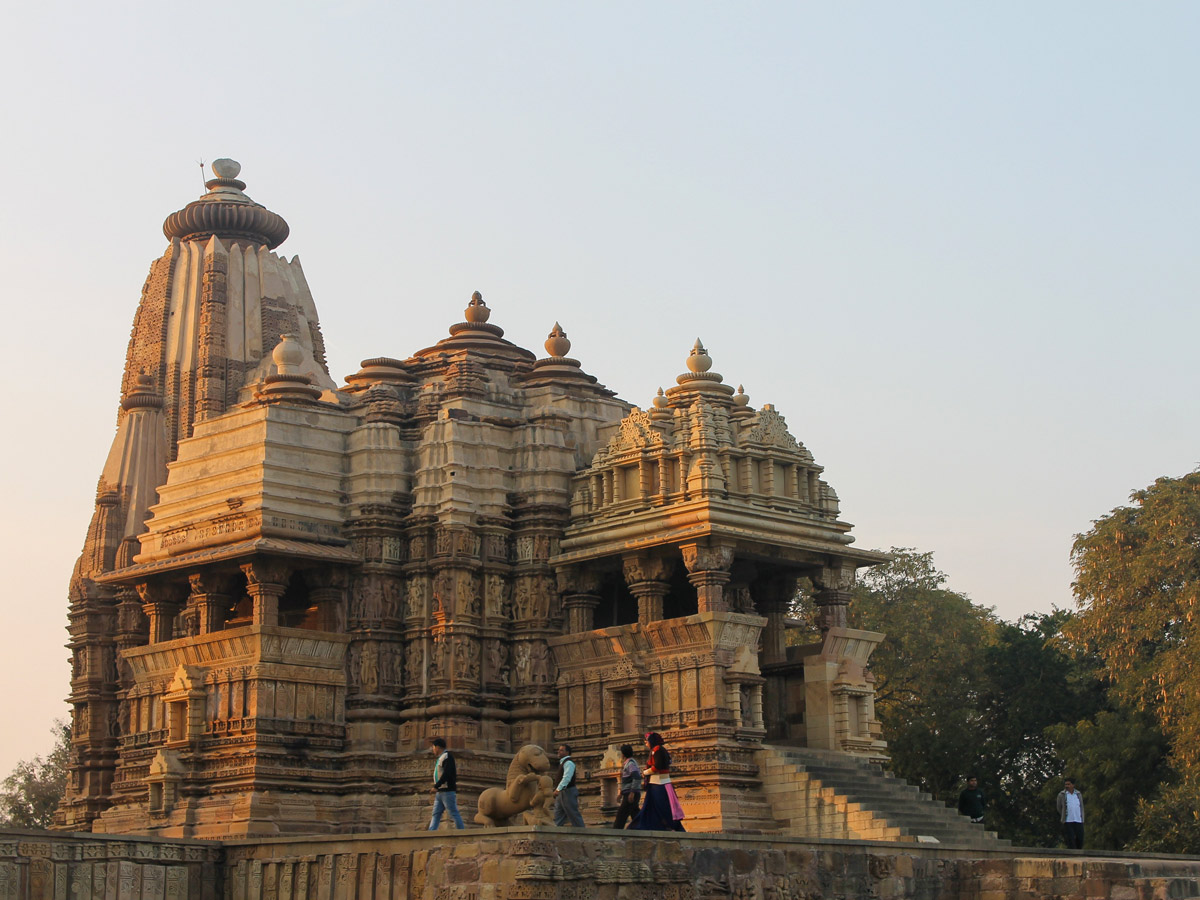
[60,159,908,840]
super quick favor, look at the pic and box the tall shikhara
[60,159,891,839]
[62,160,333,829]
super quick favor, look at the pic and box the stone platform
[4,825,1200,900]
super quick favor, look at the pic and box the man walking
[553,743,586,827]
[428,737,465,830]
[1056,777,1085,849]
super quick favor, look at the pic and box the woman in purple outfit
[631,732,686,831]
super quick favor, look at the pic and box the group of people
[958,773,1087,849]
[426,732,686,831]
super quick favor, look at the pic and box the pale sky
[1,3,1197,776]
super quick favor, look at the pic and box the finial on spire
[544,322,571,358]
[121,367,164,412]
[687,339,713,374]
[464,291,491,324]
[653,387,669,408]
[272,333,305,376]
[163,157,290,248]
[211,158,241,179]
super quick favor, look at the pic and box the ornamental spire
[162,158,290,249]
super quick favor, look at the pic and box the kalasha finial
[121,367,163,412]
[734,385,749,406]
[272,333,305,375]
[211,158,241,179]
[687,338,713,374]
[652,387,669,409]
[544,322,571,358]
[464,291,491,324]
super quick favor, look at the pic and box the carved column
[187,572,234,635]
[756,573,796,665]
[727,560,758,614]
[307,569,347,632]
[622,554,674,626]
[812,560,856,632]
[556,568,602,634]
[680,542,735,614]
[241,560,290,627]
[137,582,185,644]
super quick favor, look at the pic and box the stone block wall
[0,828,221,900]
[8,821,1200,900]
[221,828,1200,900]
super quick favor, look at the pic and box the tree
[845,549,999,803]
[973,612,1109,847]
[1046,707,1167,851]
[0,720,70,829]
[1069,471,1200,852]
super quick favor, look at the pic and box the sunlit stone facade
[59,160,887,837]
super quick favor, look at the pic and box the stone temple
[59,158,904,839]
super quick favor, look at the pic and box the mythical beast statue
[474,744,556,826]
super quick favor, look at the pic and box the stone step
[761,745,1011,847]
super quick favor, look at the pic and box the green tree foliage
[1070,471,1200,852]
[1046,708,1168,851]
[0,720,70,829]
[970,612,1108,846]
[846,549,999,801]
[838,550,1122,848]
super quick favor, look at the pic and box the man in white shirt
[552,743,586,827]
[1055,777,1085,849]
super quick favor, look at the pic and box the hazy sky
[1,3,1198,776]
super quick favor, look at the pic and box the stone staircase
[757,745,1010,847]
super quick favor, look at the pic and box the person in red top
[631,732,686,831]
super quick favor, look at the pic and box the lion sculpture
[474,744,556,827]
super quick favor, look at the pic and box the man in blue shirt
[553,743,586,827]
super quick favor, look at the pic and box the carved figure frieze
[431,635,447,680]
[485,575,510,620]
[405,643,423,687]
[381,577,402,620]
[358,643,378,693]
[486,640,510,686]
[513,580,534,620]
[453,638,480,681]
[405,578,428,619]
[529,641,554,686]
[350,577,383,623]
[458,571,481,617]
[432,571,453,617]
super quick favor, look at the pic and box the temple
[58,159,903,838]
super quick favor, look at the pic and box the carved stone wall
[0,829,220,900]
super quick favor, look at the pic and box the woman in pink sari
[631,732,685,831]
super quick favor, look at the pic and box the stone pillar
[681,542,735,613]
[756,573,796,665]
[556,568,602,634]
[241,560,290,627]
[307,569,347,632]
[187,572,234,635]
[812,561,856,633]
[622,554,673,626]
[137,582,184,644]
